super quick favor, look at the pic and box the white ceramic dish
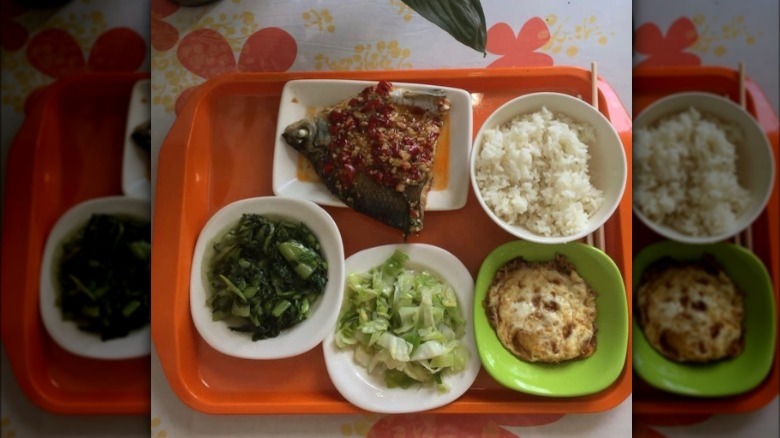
[470,92,627,244]
[190,196,345,360]
[39,196,151,360]
[322,243,480,413]
[272,79,472,210]
[122,79,151,200]
[632,92,775,244]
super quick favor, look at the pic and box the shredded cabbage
[335,250,468,391]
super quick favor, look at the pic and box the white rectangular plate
[122,79,151,200]
[272,79,472,210]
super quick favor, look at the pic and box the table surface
[1,0,777,436]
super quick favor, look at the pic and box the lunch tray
[0,72,151,414]
[632,66,780,415]
[152,67,633,414]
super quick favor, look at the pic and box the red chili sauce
[312,81,448,194]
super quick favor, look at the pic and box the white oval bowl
[322,243,480,414]
[470,92,627,244]
[190,196,345,360]
[39,195,151,360]
[632,92,775,244]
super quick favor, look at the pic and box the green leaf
[401,0,487,54]
[384,369,416,389]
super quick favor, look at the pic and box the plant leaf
[401,0,487,55]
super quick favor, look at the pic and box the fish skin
[390,88,450,113]
[283,117,416,234]
[282,83,448,235]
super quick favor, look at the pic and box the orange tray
[0,72,151,414]
[632,66,780,415]
[152,67,633,414]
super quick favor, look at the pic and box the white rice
[474,107,604,237]
[633,106,750,236]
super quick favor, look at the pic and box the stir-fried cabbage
[335,250,468,391]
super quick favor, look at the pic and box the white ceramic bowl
[322,243,480,413]
[470,92,627,244]
[632,92,775,244]
[190,196,345,360]
[39,196,151,360]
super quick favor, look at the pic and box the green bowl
[473,241,628,396]
[633,241,777,397]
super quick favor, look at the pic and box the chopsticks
[591,62,599,109]
[586,61,607,252]
[739,62,747,108]
[734,62,754,251]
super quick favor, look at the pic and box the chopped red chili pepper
[323,82,443,193]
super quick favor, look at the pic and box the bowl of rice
[633,92,775,244]
[470,92,627,244]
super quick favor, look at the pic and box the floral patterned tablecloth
[146,0,634,188]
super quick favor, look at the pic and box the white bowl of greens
[323,243,480,413]
[39,196,151,360]
[190,196,345,360]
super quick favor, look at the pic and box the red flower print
[151,0,180,51]
[26,27,146,79]
[486,18,554,68]
[88,28,147,72]
[1,0,29,51]
[26,29,85,78]
[635,17,700,67]
[367,413,565,437]
[177,28,236,78]
[174,27,297,114]
[238,27,298,73]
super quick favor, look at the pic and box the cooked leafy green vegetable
[57,214,151,341]
[401,0,487,55]
[335,250,468,391]
[206,214,328,341]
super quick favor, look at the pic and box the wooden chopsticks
[586,61,607,252]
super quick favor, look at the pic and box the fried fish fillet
[282,81,450,236]
[637,256,744,363]
[485,254,597,363]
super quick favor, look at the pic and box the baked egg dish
[484,254,597,363]
[637,256,744,363]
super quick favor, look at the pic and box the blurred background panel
[633,1,779,437]
[1,0,150,202]
[633,0,778,112]
[1,0,150,436]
